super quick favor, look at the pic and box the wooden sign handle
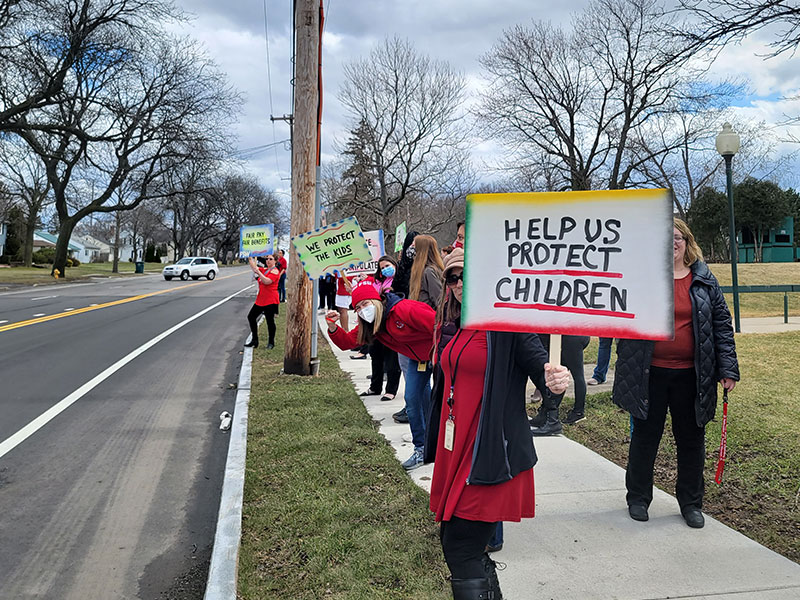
[549,333,562,367]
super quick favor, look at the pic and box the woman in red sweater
[245,255,280,349]
[325,281,436,469]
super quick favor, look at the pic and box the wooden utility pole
[284,0,319,375]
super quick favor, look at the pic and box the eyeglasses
[445,272,463,285]
[673,235,686,243]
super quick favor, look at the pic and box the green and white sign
[239,224,274,257]
[394,221,407,252]
[292,216,373,279]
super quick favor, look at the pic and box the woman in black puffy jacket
[612,218,739,529]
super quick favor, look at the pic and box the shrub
[32,247,56,264]
[65,258,73,267]
[0,255,9,265]
[70,257,81,267]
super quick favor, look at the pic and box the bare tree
[477,0,728,194]
[338,37,471,247]
[678,0,800,58]
[0,138,51,265]
[13,32,238,276]
[0,0,181,132]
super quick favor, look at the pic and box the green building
[738,216,797,263]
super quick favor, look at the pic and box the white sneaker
[587,377,603,386]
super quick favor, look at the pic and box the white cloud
[171,0,799,195]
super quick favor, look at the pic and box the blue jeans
[489,522,503,548]
[398,354,432,450]
[278,272,286,301]
[592,337,613,382]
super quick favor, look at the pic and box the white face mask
[357,304,376,323]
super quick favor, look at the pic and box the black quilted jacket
[612,261,740,427]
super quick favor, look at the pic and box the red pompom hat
[350,280,381,307]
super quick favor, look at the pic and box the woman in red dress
[427,248,570,599]
[245,255,280,349]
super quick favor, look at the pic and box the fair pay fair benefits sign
[462,190,674,340]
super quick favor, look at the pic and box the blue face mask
[381,266,395,278]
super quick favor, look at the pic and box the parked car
[163,257,218,281]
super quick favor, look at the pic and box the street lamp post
[715,122,741,333]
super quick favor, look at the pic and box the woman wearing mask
[245,255,280,349]
[613,218,739,528]
[426,249,570,599]
[362,256,402,401]
[325,281,436,471]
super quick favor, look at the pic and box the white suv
[163,257,218,281]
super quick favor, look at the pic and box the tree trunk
[52,218,77,277]
[23,216,36,268]
[112,211,121,273]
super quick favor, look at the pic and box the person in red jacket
[326,281,436,470]
[245,255,280,349]
[277,249,287,303]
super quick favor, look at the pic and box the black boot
[482,555,504,598]
[244,338,258,348]
[451,578,496,600]
[531,409,562,436]
[529,403,547,428]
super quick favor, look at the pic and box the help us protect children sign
[462,189,674,340]
[292,216,373,279]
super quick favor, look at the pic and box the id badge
[444,418,455,451]
[417,360,427,372]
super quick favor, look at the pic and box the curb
[203,341,253,600]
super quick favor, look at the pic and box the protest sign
[394,221,406,252]
[347,229,385,279]
[239,224,274,257]
[462,189,674,340]
[291,216,373,279]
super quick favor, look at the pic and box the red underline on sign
[510,268,623,278]
[493,302,635,319]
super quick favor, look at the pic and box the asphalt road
[0,266,257,600]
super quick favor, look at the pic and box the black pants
[626,366,705,511]
[319,278,336,310]
[247,303,278,344]
[440,517,497,579]
[538,334,590,412]
[369,340,401,395]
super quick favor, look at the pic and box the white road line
[0,320,8,325]
[0,285,252,460]
[31,295,59,301]
[33,313,46,317]
[63,308,74,311]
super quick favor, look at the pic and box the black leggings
[247,303,278,344]
[439,517,497,579]
[369,339,401,395]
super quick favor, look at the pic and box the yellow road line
[0,271,249,334]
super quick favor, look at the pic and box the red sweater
[329,298,436,362]
[256,267,280,306]
[652,272,694,369]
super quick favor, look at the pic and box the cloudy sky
[171,0,800,201]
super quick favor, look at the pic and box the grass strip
[239,312,450,599]
[553,330,800,562]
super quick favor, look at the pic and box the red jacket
[329,293,435,362]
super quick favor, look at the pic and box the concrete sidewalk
[321,317,800,600]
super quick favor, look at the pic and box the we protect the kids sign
[462,190,674,340]
[239,224,274,257]
[292,216,373,279]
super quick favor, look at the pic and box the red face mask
[453,240,463,249]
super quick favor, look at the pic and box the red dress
[429,329,535,523]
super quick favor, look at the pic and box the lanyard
[714,388,729,485]
[446,329,476,412]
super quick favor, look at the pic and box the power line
[263,0,285,179]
